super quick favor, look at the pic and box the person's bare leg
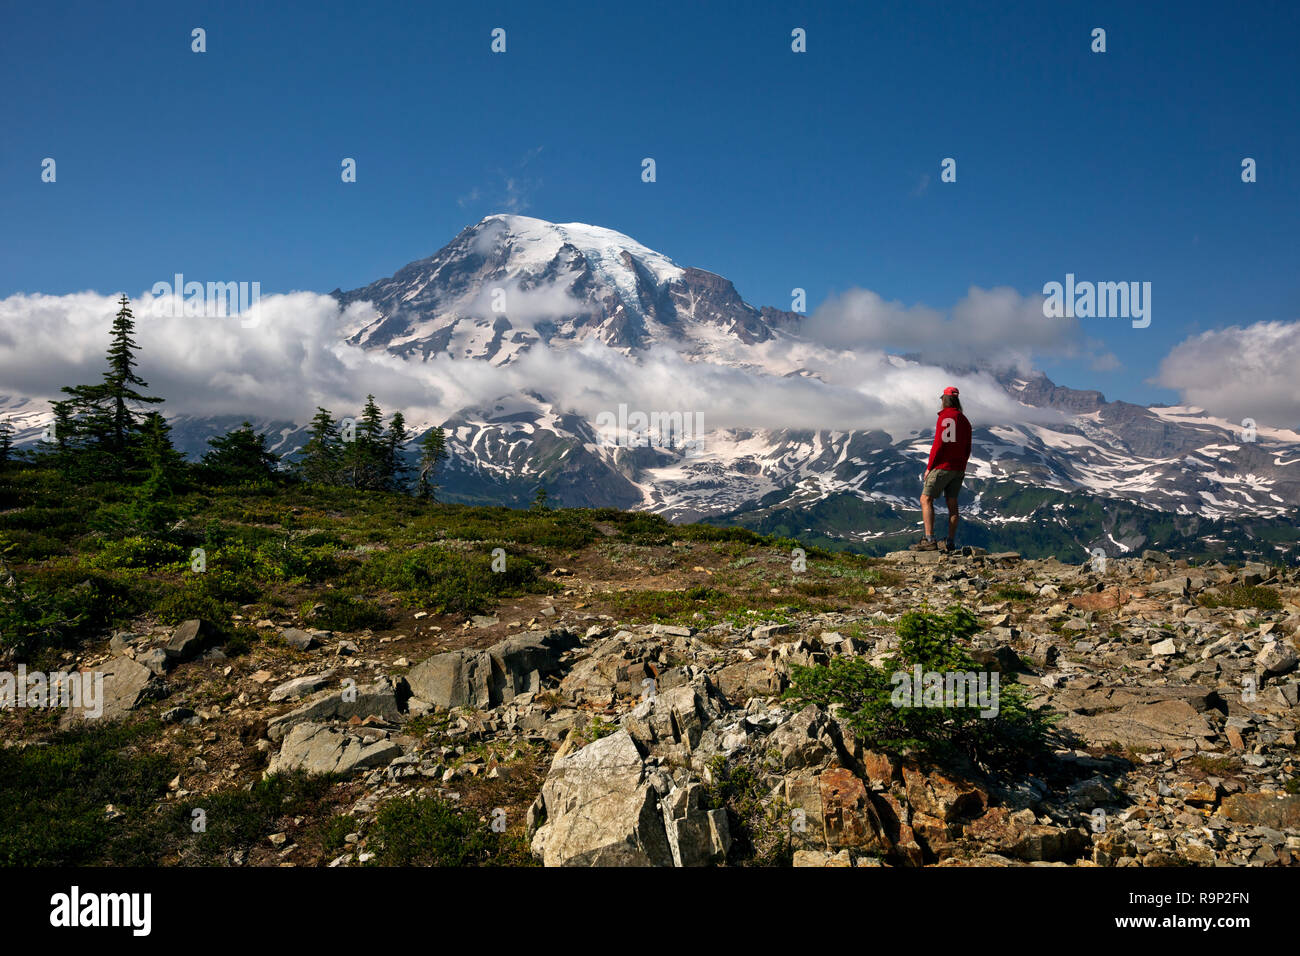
[921,494,935,539]
[946,496,959,547]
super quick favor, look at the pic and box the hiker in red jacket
[911,386,972,553]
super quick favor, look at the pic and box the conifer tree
[51,295,163,479]
[298,407,342,485]
[385,411,410,491]
[416,425,447,500]
[139,411,187,492]
[201,421,279,484]
[61,294,161,460]
[344,395,387,490]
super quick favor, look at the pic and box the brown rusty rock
[1068,588,1132,612]
[1219,792,1300,829]
[861,749,899,787]
[818,767,892,855]
[902,763,989,822]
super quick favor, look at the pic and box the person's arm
[925,413,944,472]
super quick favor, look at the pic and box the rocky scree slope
[71,546,1300,867]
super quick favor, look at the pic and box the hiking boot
[910,539,939,552]
[940,540,956,553]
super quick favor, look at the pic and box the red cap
[943,386,959,396]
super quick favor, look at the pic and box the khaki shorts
[922,468,964,500]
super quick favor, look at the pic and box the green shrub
[992,585,1034,601]
[307,591,392,631]
[675,524,762,545]
[614,511,675,545]
[86,535,188,571]
[0,557,141,655]
[364,545,550,616]
[703,754,792,866]
[1199,585,1282,611]
[783,605,1053,769]
[153,583,233,627]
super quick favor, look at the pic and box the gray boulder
[488,628,580,704]
[661,782,730,866]
[768,704,839,770]
[267,722,403,777]
[406,649,492,710]
[1257,641,1297,677]
[268,671,336,703]
[531,730,674,866]
[62,656,163,725]
[136,647,171,677]
[165,619,215,663]
[281,628,321,651]
[1055,685,1218,750]
[408,628,578,709]
[267,676,403,741]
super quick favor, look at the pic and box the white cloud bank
[1154,320,1300,424]
[0,287,1072,439]
[12,283,1273,440]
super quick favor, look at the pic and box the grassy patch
[0,720,175,866]
[365,795,536,866]
[306,591,393,631]
[703,753,792,866]
[1199,585,1282,611]
[362,544,553,617]
[171,771,339,864]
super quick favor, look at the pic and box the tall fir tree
[385,411,410,491]
[344,395,388,490]
[56,294,162,476]
[298,407,342,485]
[416,425,448,500]
[0,419,12,468]
[100,294,162,451]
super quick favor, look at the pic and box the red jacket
[926,407,971,472]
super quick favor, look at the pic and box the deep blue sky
[2,0,1296,405]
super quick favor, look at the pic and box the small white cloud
[799,284,1117,372]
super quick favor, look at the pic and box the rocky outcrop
[407,627,579,710]
[267,677,403,742]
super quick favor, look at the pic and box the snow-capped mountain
[6,214,1295,561]
[332,214,794,363]
[323,215,1299,561]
